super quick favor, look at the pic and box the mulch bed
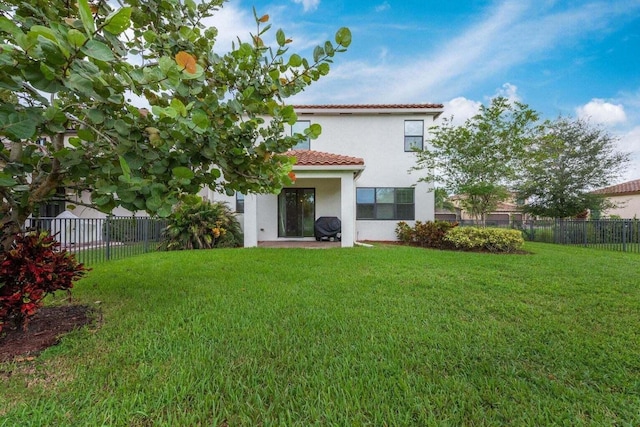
[0,305,97,363]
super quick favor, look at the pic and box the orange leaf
[258,14,269,23]
[175,51,197,74]
[288,171,296,181]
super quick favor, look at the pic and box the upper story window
[236,193,245,213]
[356,187,415,220]
[404,120,424,151]
[291,120,311,150]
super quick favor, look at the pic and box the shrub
[395,221,413,244]
[414,221,457,249]
[444,227,524,253]
[0,231,88,332]
[395,220,458,249]
[159,199,243,250]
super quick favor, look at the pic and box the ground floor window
[278,188,315,237]
[36,188,66,217]
[356,187,414,220]
[235,193,245,213]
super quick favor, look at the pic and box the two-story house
[32,103,443,247]
[210,103,444,247]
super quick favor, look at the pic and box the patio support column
[244,194,258,248]
[340,173,355,248]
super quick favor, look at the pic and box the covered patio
[243,150,365,248]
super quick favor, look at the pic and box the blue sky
[207,0,640,183]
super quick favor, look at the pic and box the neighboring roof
[293,103,444,117]
[494,202,521,212]
[287,149,364,167]
[592,179,640,196]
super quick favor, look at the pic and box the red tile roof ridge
[592,178,640,195]
[287,149,365,166]
[293,103,444,109]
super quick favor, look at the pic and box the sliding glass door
[278,188,315,237]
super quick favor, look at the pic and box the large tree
[0,0,351,251]
[413,97,539,224]
[515,117,629,218]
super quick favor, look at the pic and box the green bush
[395,221,413,244]
[528,227,554,243]
[444,227,524,253]
[159,200,243,251]
[395,220,458,249]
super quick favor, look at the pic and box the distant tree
[0,0,351,252]
[433,187,455,212]
[413,97,539,224]
[515,117,629,218]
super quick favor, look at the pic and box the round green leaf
[335,27,352,47]
[172,167,195,180]
[82,40,115,62]
[104,7,132,35]
[67,29,87,48]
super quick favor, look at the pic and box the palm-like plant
[159,200,243,250]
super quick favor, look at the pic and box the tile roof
[592,178,640,195]
[293,103,444,109]
[287,150,364,167]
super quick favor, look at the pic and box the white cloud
[618,125,640,153]
[576,99,627,125]
[375,2,391,12]
[203,3,254,51]
[292,0,320,12]
[616,126,640,181]
[493,83,521,103]
[440,97,482,125]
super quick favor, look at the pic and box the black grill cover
[314,216,341,240]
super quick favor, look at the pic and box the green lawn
[1,243,639,426]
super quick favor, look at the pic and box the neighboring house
[591,178,640,218]
[434,208,459,222]
[210,103,444,247]
[447,195,526,225]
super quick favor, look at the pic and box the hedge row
[395,221,524,253]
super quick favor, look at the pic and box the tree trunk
[1,133,65,254]
[0,208,28,253]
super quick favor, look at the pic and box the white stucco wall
[603,194,640,218]
[298,112,436,240]
[209,106,441,243]
[255,177,343,241]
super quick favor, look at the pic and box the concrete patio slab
[257,240,341,249]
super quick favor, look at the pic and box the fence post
[622,220,628,253]
[583,220,588,247]
[105,216,111,261]
[529,221,534,241]
[143,217,150,253]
